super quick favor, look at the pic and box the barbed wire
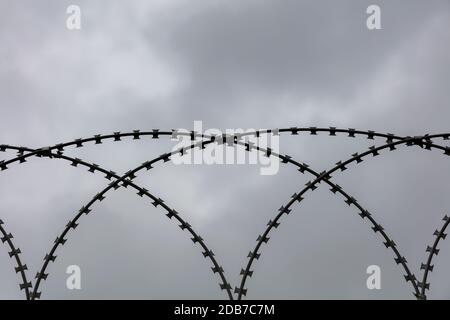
[0,128,449,299]
[418,214,450,299]
[0,130,415,296]
[20,140,381,299]
[235,134,450,299]
[0,219,31,299]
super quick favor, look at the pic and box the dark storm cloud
[0,0,449,300]
[148,0,449,125]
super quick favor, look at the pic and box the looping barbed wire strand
[19,134,450,298]
[0,218,31,299]
[1,129,449,299]
[236,134,449,299]
[3,139,388,300]
[418,214,450,300]
[1,127,449,171]
[30,150,234,300]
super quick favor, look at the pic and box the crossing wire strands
[0,128,449,299]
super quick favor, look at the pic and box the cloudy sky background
[0,0,449,299]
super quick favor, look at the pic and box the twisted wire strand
[1,127,448,171]
[236,134,450,299]
[419,214,450,299]
[0,140,233,299]
[22,134,449,299]
[0,131,392,299]
[30,149,234,300]
[0,218,31,299]
[6,139,387,300]
[1,129,449,299]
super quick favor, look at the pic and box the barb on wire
[0,218,31,299]
[418,214,450,300]
[0,128,449,300]
[1,127,449,173]
[236,134,450,299]
[29,143,234,300]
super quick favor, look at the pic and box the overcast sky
[0,0,449,299]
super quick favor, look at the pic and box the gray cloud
[0,0,449,299]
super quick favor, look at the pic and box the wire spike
[202,250,214,258]
[8,248,21,257]
[372,224,384,233]
[220,283,232,290]
[35,271,48,280]
[70,158,81,167]
[211,266,224,274]
[104,171,116,180]
[125,171,136,180]
[335,161,347,171]
[113,132,121,141]
[329,127,337,136]
[1,233,13,243]
[79,206,91,214]
[305,181,317,190]
[152,198,164,207]
[257,235,270,243]
[394,257,407,264]
[94,135,102,144]
[66,220,79,230]
[179,222,191,230]
[384,240,396,248]
[348,128,356,137]
[386,134,395,143]
[291,193,304,202]
[352,153,363,163]
[267,219,280,228]
[247,251,260,260]
[417,281,430,290]
[279,206,291,214]
[345,197,357,206]
[240,269,253,277]
[420,263,434,272]
[19,282,32,290]
[0,161,8,170]
[95,193,105,201]
[234,287,247,296]
[151,129,160,139]
[404,274,416,282]
[330,184,342,194]
[15,264,28,273]
[44,253,57,262]
[31,292,41,300]
[166,209,178,219]
[55,237,66,245]
[191,235,203,243]
[88,163,100,173]
[426,246,439,256]
[142,161,153,170]
[369,146,379,156]
[359,210,371,219]
[281,155,292,163]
